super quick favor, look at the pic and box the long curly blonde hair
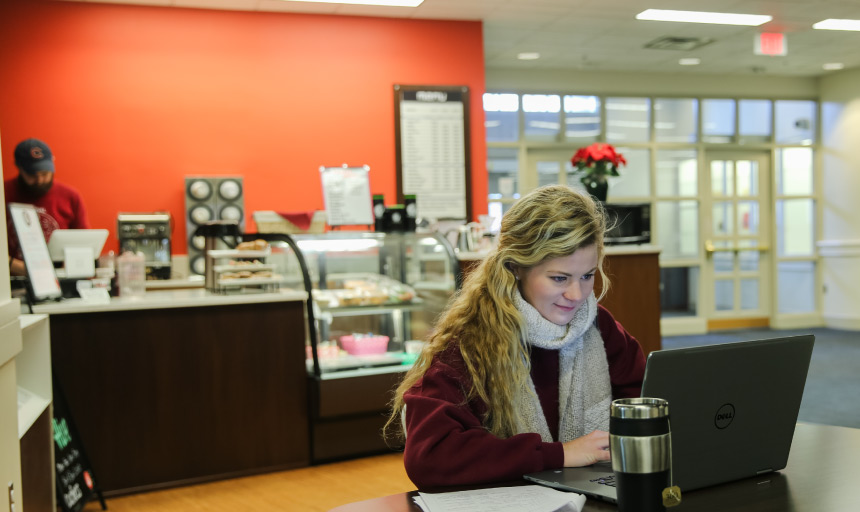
[385,185,610,441]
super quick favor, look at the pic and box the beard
[18,174,54,198]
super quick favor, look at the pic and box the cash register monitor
[47,229,109,263]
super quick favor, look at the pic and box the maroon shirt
[5,177,89,260]
[402,305,646,489]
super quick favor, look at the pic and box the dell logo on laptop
[715,403,735,429]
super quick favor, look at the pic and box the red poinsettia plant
[570,143,626,200]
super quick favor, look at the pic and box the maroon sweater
[402,305,646,489]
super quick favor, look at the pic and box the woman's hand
[562,430,610,467]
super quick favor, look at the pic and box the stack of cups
[610,397,676,512]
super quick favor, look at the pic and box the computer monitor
[47,229,109,263]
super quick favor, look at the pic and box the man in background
[4,138,89,276]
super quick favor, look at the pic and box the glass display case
[259,231,460,379]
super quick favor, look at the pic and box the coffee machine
[117,212,173,280]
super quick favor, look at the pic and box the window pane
[775,100,816,145]
[738,243,760,271]
[776,199,815,256]
[776,147,813,196]
[607,147,650,198]
[715,279,734,311]
[740,278,759,310]
[778,261,816,313]
[711,160,734,197]
[735,160,758,197]
[655,98,698,142]
[523,94,561,141]
[713,201,734,236]
[703,99,735,143]
[822,101,843,145]
[606,97,650,142]
[657,200,698,260]
[656,150,697,197]
[484,93,520,142]
[487,147,519,199]
[737,201,759,236]
[564,95,601,143]
[537,160,560,188]
[660,266,699,317]
[739,99,772,143]
[487,201,511,232]
[714,251,733,274]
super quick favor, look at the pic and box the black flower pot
[581,177,608,202]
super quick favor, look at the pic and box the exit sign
[755,33,787,56]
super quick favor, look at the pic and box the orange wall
[0,0,486,253]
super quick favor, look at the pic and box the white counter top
[29,288,308,315]
[605,244,661,255]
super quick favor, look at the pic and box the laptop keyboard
[590,474,616,487]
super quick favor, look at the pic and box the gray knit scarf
[512,289,611,442]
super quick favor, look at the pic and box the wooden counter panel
[49,301,310,495]
[597,252,661,355]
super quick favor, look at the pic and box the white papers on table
[414,485,586,512]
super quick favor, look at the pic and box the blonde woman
[386,185,646,488]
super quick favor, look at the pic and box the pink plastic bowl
[339,335,389,355]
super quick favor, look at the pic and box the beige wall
[817,69,860,330]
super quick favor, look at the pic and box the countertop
[27,287,308,315]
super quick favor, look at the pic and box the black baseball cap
[14,138,55,174]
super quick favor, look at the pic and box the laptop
[523,334,815,502]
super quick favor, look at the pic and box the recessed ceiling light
[813,19,860,31]
[277,0,423,6]
[679,58,701,66]
[518,52,541,60]
[823,62,845,70]
[636,9,771,26]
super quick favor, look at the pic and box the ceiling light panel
[636,9,772,26]
[813,19,860,31]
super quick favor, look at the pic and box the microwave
[604,202,651,245]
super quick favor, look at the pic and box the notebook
[523,334,815,503]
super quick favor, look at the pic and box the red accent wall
[0,0,486,253]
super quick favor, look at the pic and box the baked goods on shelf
[314,273,417,307]
[236,239,269,251]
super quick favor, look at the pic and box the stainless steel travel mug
[610,397,672,512]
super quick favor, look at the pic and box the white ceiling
[64,0,860,77]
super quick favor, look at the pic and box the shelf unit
[205,247,288,292]
[17,314,56,512]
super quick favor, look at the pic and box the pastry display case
[241,230,459,462]
[286,231,459,377]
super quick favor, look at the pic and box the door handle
[705,240,769,254]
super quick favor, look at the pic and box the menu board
[395,85,472,221]
[320,165,374,226]
[8,203,62,301]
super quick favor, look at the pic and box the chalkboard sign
[52,377,106,511]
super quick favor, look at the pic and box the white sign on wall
[319,165,374,226]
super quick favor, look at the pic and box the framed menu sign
[8,203,62,301]
[395,85,472,221]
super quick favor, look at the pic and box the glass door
[704,152,772,329]
[524,148,582,194]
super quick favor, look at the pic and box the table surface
[329,422,860,512]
